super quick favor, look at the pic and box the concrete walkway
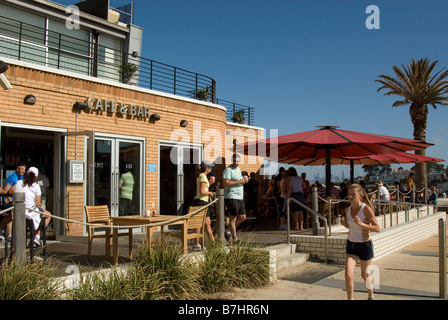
[219,220,448,300]
[1,205,447,301]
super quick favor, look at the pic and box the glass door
[94,137,143,217]
[159,143,201,215]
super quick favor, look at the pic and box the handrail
[326,196,440,234]
[23,199,219,230]
[328,198,349,235]
[372,198,438,229]
[286,197,329,263]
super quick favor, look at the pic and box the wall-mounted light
[150,113,161,121]
[0,60,8,74]
[180,120,188,127]
[131,51,139,58]
[73,101,88,111]
[0,61,12,90]
[0,74,12,90]
[24,95,36,105]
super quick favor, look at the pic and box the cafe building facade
[0,0,264,239]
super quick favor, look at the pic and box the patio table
[110,215,186,265]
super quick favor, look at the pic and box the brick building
[0,0,264,238]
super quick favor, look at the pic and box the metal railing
[111,3,134,24]
[218,99,255,126]
[325,195,441,235]
[286,194,329,263]
[0,14,215,101]
[0,15,256,124]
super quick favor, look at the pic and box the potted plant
[119,63,139,84]
[195,87,210,101]
[231,110,246,124]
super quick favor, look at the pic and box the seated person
[11,167,51,247]
[0,186,12,240]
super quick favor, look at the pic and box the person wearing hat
[11,167,51,247]
[375,180,390,201]
[192,160,216,249]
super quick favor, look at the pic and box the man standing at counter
[223,154,249,243]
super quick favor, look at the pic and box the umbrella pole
[350,160,354,184]
[325,148,331,196]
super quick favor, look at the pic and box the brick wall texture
[1,65,264,236]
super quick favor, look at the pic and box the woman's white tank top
[346,203,370,243]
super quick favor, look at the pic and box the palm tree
[376,58,448,190]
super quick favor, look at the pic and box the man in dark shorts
[223,154,248,243]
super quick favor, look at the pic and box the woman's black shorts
[346,239,374,261]
[193,199,211,217]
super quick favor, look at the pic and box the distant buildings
[367,169,446,185]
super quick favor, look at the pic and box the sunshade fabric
[243,126,433,161]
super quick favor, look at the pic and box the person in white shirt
[12,167,51,247]
[341,184,380,300]
[376,180,390,201]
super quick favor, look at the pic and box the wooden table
[110,215,186,265]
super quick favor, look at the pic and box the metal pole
[376,185,381,217]
[217,188,226,245]
[328,198,332,235]
[13,192,26,263]
[412,185,415,210]
[439,218,446,299]
[286,198,291,244]
[312,186,318,236]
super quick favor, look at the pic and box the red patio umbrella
[242,126,433,195]
[281,151,444,183]
[278,151,443,166]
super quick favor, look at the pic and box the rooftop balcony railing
[218,99,255,126]
[0,15,254,125]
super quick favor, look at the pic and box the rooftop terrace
[0,11,255,125]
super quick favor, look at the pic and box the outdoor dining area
[1,125,445,269]
[1,198,216,267]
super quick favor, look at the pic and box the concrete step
[277,252,309,271]
[265,243,309,275]
[265,243,297,258]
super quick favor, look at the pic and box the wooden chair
[165,206,207,254]
[84,205,132,260]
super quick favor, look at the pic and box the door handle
[112,169,119,210]
[179,171,184,205]
[114,168,119,206]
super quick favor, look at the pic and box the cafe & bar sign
[86,97,151,118]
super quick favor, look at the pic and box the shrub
[0,258,61,300]
[198,240,271,293]
[1,238,272,300]
[132,240,205,300]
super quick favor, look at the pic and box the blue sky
[58,0,448,179]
